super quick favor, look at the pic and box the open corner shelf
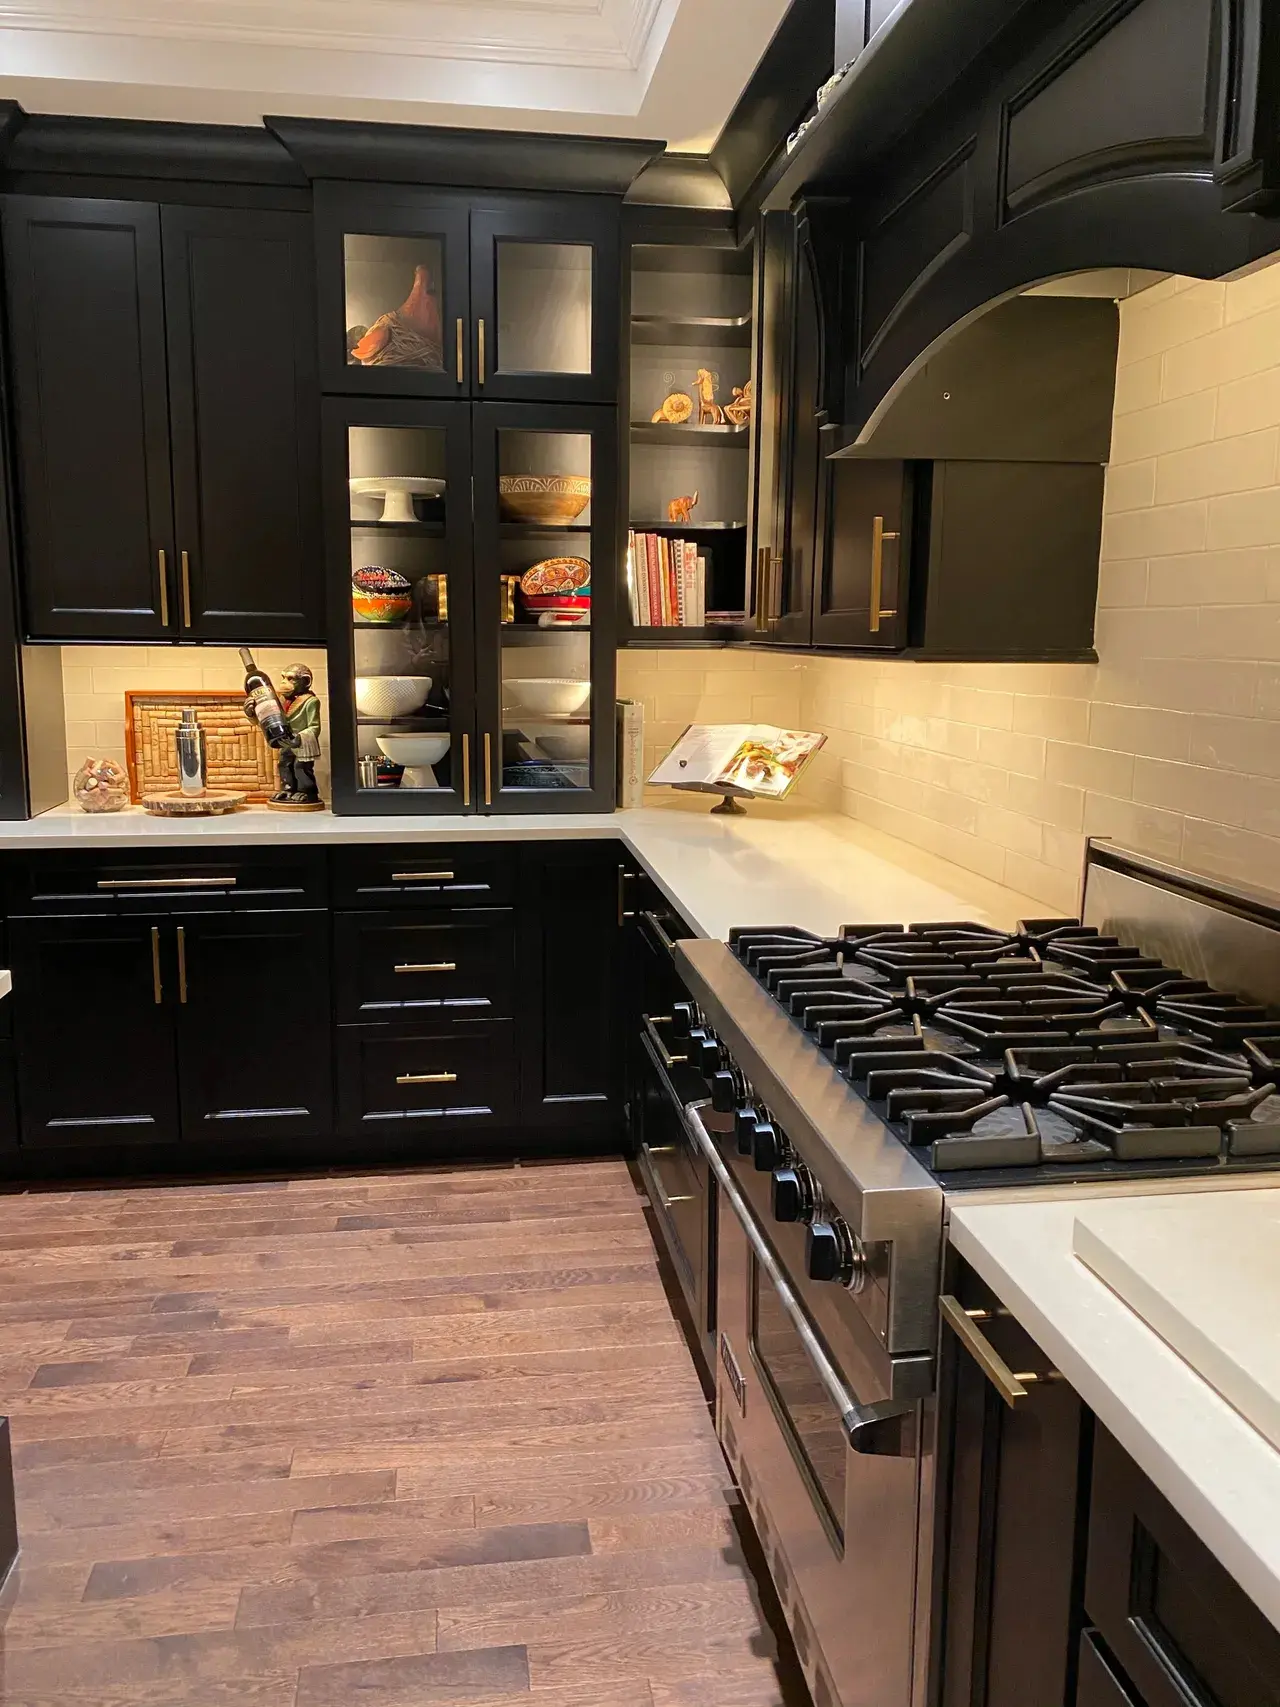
[621,626,733,648]
[630,423,748,447]
[630,315,752,349]
[349,519,446,537]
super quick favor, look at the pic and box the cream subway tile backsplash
[59,645,330,799]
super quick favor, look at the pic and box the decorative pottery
[503,677,591,718]
[376,733,450,790]
[519,557,591,595]
[352,565,412,624]
[651,392,693,425]
[349,475,446,524]
[348,265,443,369]
[72,757,130,813]
[141,789,247,816]
[354,676,431,719]
[498,475,592,526]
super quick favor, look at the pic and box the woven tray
[125,692,276,804]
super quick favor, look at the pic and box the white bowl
[377,733,451,791]
[526,728,590,763]
[355,676,431,719]
[504,677,590,718]
[349,475,446,524]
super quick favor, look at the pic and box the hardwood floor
[0,1159,803,1706]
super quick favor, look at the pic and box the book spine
[695,552,706,628]
[674,539,687,627]
[659,536,672,626]
[645,533,661,627]
[626,530,639,625]
[635,533,650,626]
[617,700,645,808]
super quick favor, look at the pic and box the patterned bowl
[352,566,412,625]
[354,676,431,719]
[498,475,592,526]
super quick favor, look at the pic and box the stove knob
[806,1219,865,1291]
[752,1121,783,1172]
[734,1107,759,1156]
[710,1071,737,1114]
[692,1036,723,1077]
[671,1003,698,1039]
[771,1165,815,1224]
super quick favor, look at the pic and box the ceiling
[0,0,793,152]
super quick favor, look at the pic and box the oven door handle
[682,1099,913,1454]
[639,909,678,958]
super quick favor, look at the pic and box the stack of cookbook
[626,530,706,627]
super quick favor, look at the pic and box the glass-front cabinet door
[325,399,476,814]
[470,201,619,404]
[473,404,617,813]
[315,186,470,397]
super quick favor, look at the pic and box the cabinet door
[174,910,332,1144]
[315,185,471,398]
[163,206,324,642]
[470,197,619,404]
[2,197,174,639]
[813,458,911,649]
[324,397,477,815]
[337,1020,517,1141]
[473,402,617,813]
[748,211,797,641]
[769,227,824,646]
[9,915,180,1146]
[517,843,621,1133]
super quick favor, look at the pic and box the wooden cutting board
[1073,1189,1280,1450]
[125,691,276,803]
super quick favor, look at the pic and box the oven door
[706,1117,921,1707]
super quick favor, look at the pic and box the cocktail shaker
[176,708,207,796]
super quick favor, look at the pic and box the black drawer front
[337,1021,517,1136]
[1086,1426,1280,1707]
[332,846,516,910]
[5,848,328,916]
[334,910,515,1023]
[1077,1632,1139,1707]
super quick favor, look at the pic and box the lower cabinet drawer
[334,910,514,1023]
[337,1022,517,1137]
[332,846,515,910]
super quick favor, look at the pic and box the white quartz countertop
[1,798,1047,938]
[950,1186,1280,1632]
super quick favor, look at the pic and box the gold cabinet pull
[870,514,900,634]
[477,318,486,386]
[461,733,471,807]
[391,871,454,883]
[754,546,770,633]
[939,1295,1050,1409]
[158,549,170,627]
[455,317,465,384]
[98,876,235,889]
[180,550,192,628]
[395,962,456,974]
[150,925,162,1005]
[176,924,188,1004]
[483,733,493,807]
[397,1071,458,1085]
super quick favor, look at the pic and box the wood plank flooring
[0,1159,803,1706]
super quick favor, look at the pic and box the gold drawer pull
[939,1295,1050,1408]
[395,962,456,974]
[392,871,455,883]
[176,924,188,1004]
[158,548,170,627]
[180,550,193,628]
[869,514,900,635]
[455,316,465,384]
[99,877,236,889]
[397,1072,458,1085]
[150,925,162,1005]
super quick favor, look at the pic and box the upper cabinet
[315,184,620,405]
[1,195,324,643]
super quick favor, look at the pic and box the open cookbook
[649,724,825,801]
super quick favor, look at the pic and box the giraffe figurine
[694,369,725,426]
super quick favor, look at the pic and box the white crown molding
[0,0,668,70]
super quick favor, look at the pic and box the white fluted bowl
[355,676,431,719]
[504,677,590,718]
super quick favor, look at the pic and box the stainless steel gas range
[635,842,1280,1707]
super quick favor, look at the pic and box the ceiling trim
[0,0,669,69]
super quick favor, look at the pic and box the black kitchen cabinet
[1,195,322,642]
[936,1260,1087,1707]
[174,909,331,1143]
[333,909,515,1024]
[817,458,910,649]
[10,914,182,1146]
[326,395,617,816]
[516,841,621,1134]
[1083,1426,1280,1707]
[316,182,620,404]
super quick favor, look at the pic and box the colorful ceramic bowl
[352,565,412,624]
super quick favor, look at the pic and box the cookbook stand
[673,782,753,816]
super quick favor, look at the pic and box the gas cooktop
[727,918,1280,1185]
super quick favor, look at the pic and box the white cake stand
[349,476,446,524]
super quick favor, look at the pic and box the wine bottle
[239,647,293,750]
